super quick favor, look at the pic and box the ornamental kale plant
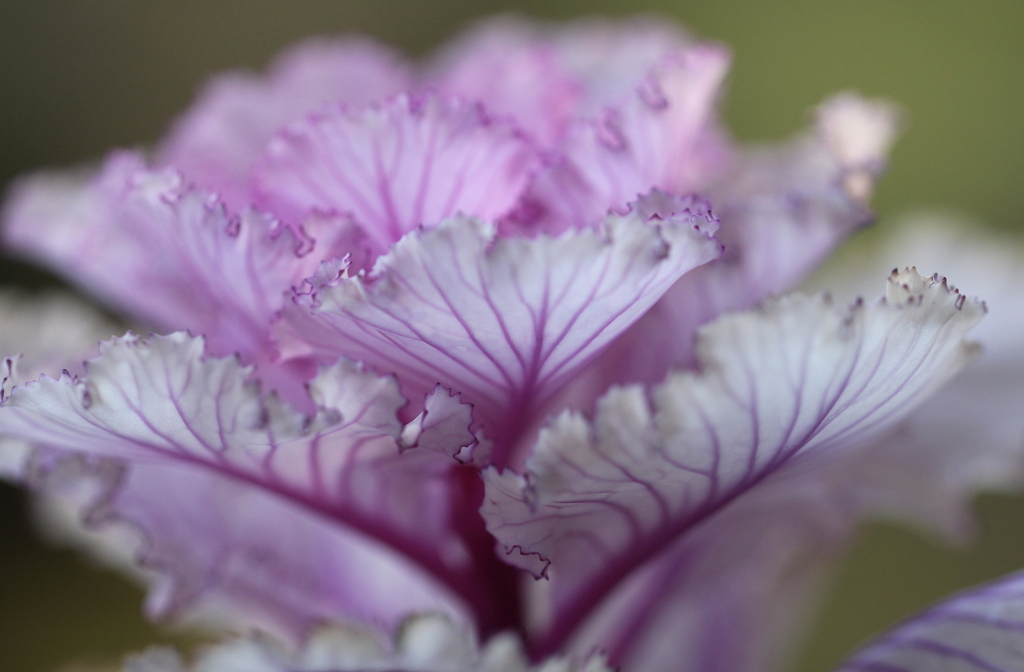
[2,16,1023,672]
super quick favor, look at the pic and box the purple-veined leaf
[0,291,116,479]
[484,269,984,666]
[252,94,540,254]
[1,155,337,370]
[519,43,730,235]
[158,38,412,212]
[0,332,519,635]
[837,571,1024,672]
[579,94,901,393]
[278,195,721,468]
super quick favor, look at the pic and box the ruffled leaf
[0,291,116,480]
[582,93,901,390]
[537,462,835,672]
[542,434,1004,672]
[483,269,985,663]
[0,332,516,634]
[252,94,540,253]
[1,154,330,368]
[0,291,115,399]
[427,16,698,147]
[519,44,730,234]
[28,454,464,637]
[158,38,412,211]
[122,614,613,672]
[280,195,721,468]
[837,571,1024,671]
[429,23,580,149]
[804,217,1024,540]
[706,92,899,319]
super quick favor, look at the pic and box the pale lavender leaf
[705,93,900,319]
[20,451,149,584]
[549,460,845,672]
[519,44,731,234]
[483,269,985,663]
[547,18,702,115]
[427,16,696,147]
[553,434,998,672]
[123,614,612,672]
[0,291,115,399]
[252,94,540,252]
[30,454,461,638]
[2,153,328,367]
[279,195,721,468]
[0,332,511,634]
[837,571,1024,672]
[158,38,412,211]
[808,215,1024,530]
[428,22,580,149]
[0,291,115,479]
[581,93,901,390]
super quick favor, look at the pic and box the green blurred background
[2,1,1024,670]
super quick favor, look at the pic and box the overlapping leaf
[253,94,539,253]
[280,197,721,467]
[2,155,335,366]
[159,38,412,211]
[0,332,515,633]
[484,269,985,661]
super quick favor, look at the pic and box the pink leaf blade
[252,94,540,254]
[0,332,508,634]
